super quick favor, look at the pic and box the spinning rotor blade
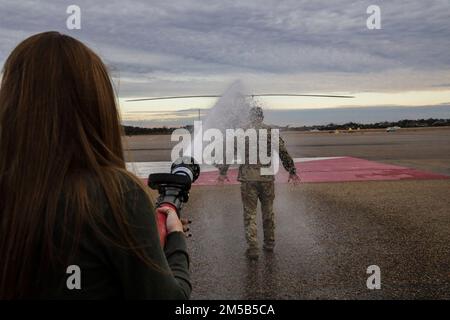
[126,93,354,102]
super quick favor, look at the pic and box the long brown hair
[0,31,157,298]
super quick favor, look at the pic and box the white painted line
[293,157,344,162]
[126,157,345,178]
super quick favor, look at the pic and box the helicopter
[126,93,354,122]
[126,93,354,102]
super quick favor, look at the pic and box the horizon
[1,1,449,120]
[121,103,450,128]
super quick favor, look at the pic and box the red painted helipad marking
[192,157,449,185]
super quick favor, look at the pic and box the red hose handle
[156,204,178,247]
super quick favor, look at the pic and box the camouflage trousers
[240,181,275,249]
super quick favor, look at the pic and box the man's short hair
[249,106,264,120]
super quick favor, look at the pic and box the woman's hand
[288,173,301,185]
[180,217,192,237]
[157,207,191,235]
[157,207,183,234]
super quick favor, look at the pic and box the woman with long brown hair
[0,31,191,299]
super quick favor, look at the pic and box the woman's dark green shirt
[38,176,191,299]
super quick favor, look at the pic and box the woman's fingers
[181,217,192,225]
[180,217,192,235]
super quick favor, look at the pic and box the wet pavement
[183,180,450,299]
[124,128,450,175]
[126,129,450,299]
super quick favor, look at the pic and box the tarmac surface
[124,128,450,299]
[124,127,450,175]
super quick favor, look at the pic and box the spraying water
[203,80,250,132]
[185,80,257,164]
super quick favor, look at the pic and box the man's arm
[214,163,230,184]
[278,136,297,175]
[215,164,230,176]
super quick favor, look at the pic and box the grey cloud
[0,0,449,96]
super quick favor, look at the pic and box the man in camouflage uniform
[217,106,300,260]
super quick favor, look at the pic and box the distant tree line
[288,118,450,131]
[122,125,177,135]
[123,118,450,135]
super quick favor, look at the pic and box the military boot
[263,241,275,252]
[246,247,259,260]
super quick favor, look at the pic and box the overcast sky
[0,0,449,112]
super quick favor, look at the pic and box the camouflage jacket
[216,123,297,182]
